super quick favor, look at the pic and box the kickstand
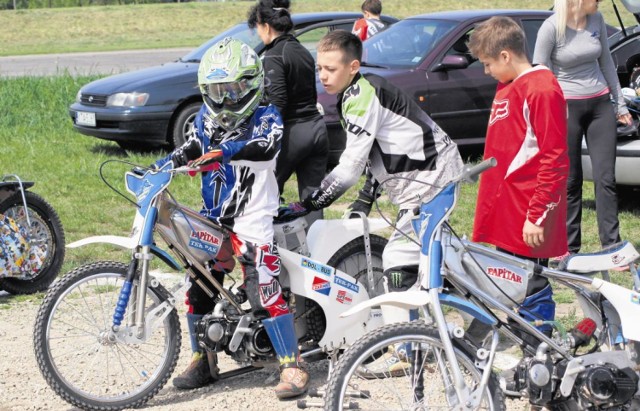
[264,365,279,385]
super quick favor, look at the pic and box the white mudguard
[593,278,640,341]
[279,248,385,348]
[340,290,432,318]
[67,235,136,250]
[307,217,388,264]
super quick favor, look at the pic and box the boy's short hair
[468,16,527,60]
[361,0,382,16]
[317,30,363,64]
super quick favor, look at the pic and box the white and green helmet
[197,37,264,130]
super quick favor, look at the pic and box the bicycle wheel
[324,322,505,411]
[33,261,181,411]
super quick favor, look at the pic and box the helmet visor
[201,77,253,105]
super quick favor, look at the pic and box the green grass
[0,0,636,56]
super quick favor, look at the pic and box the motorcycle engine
[575,364,638,408]
[194,315,274,363]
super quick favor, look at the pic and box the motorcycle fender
[307,217,387,264]
[340,291,498,325]
[593,278,640,341]
[67,235,137,250]
[340,290,433,318]
[67,236,181,271]
[279,248,384,348]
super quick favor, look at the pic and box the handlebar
[459,157,497,183]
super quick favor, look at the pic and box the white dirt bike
[32,160,388,411]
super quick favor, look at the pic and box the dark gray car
[68,12,398,151]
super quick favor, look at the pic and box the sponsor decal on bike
[301,258,333,276]
[312,276,331,296]
[334,275,360,293]
[631,292,640,305]
[336,290,353,305]
[612,253,625,265]
[486,266,523,284]
[136,180,153,202]
[189,230,222,255]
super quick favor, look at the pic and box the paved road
[0,48,193,77]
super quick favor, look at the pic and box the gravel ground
[0,289,529,411]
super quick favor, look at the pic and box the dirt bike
[322,158,640,411]
[0,174,65,295]
[33,160,388,411]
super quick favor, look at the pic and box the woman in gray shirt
[533,0,632,257]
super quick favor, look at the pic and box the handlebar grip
[460,157,497,183]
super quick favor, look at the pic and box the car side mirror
[432,55,471,72]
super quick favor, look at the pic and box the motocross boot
[262,313,309,399]
[172,351,219,389]
[172,313,219,389]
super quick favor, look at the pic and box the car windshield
[363,18,457,69]
[180,24,264,63]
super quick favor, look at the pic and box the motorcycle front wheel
[323,322,505,411]
[0,190,65,294]
[33,261,181,411]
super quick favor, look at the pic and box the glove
[190,149,223,168]
[345,198,373,219]
[345,194,374,219]
[276,202,310,222]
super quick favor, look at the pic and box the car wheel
[171,102,201,148]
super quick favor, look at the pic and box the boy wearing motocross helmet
[153,37,308,399]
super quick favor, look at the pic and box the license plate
[76,111,96,127]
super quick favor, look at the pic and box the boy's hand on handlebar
[190,149,223,168]
[522,220,545,248]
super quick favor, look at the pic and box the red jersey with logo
[472,66,569,258]
[352,18,388,41]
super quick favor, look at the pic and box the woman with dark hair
[248,0,328,228]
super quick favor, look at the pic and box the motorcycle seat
[559,241,639,273]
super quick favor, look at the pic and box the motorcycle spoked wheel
[304,234,387,343]
[0,190,65,294]
[33,261,181,411]
[323,322,506,411]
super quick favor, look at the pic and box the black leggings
[276,115,329,225]
[566,95,620,253]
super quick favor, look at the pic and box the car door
[422,23,497,146]
[423,16,548,147]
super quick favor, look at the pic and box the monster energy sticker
[389,271,403,289]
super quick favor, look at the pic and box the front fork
[421,231,496,408]
[111,245,183,342]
